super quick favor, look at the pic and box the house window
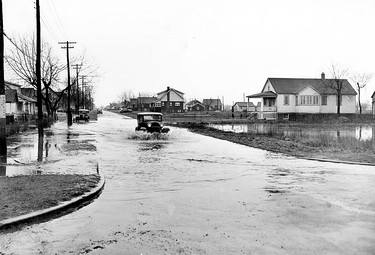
[170,102,173,106]
[161,102,165,106]
[175,102,180,106]
[283,95,289,105]
[155,102,161,107]
[299,95,319,105]
[196,106,200,110]
[321,95,327,105]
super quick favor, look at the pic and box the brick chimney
[321,72,325,80]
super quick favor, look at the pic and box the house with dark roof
[186,99,205,112]
[233,102,256,112]
[5,82,37,118]
[202,98,223,111]
[155,87,184,113]
[247,73,357,120]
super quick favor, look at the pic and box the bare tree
[350,72,372,114]
[322,64,350,114]
[5,35,100,117]
[5,34,65,117]
[118,89,135,107]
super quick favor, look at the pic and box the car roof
[79,109,90,112]
[137,112,163,116]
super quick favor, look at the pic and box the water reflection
[210,123,375,141]
[0,155,6,176]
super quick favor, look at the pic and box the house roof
[186,99,202,106]
[202,98,222,106]
[138,97,157,104]
[21,88,37,99]
[247,91,277,98]
[157,87,184,101]
[191,102,205,107]
[266,78,357,95]
[5,89,18,103]
[372,91,375,98]
[18,93,37,103]
[234,102,255,107]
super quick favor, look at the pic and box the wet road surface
[1,111,375,254]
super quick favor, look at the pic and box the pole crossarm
[59,41,76,126]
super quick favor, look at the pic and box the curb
[0,172,105,231]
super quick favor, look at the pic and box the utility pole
[0,0,6,158]
[36,0,43,161]
[80,75,85,109]
[73,64,82,112]
[59,41,76,126]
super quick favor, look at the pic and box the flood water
[1,111,375,254]
[210,123,375,141]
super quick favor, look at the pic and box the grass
[0,174,100,221]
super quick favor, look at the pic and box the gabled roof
[202,98,222,106]
[157,87,184,101]
[266,78,357,95]
[372,91,375,98]
[234,102,255,107]
[186,99,201,106]
[191,102,205,107]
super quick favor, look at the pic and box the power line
[47,0,68,39]
[40,11,59,41]
[3,32,34,61]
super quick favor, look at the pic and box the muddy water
[1,111,375,254]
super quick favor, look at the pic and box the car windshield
[142,115,162,121]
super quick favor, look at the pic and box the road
[1,111,375,254]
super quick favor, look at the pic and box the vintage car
[135,112,170,133]
[74,109,90,122]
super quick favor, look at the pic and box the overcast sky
[3,0,375,107]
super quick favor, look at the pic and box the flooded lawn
[210,123,375,141]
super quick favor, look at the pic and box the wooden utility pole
[36,0,43,161]
[0,0,6,157]
[80,75,85,109]
[59,41,76,126]
[73,64,82,112]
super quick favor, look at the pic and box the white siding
[159,91,183,102]
[262,80,276,93]
[321,95,356,113]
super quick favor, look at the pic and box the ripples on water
[127,132,170,140]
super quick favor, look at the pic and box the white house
[247,73,357,120]
[233,102,256,112]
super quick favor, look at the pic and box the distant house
[186,100,205,112]
[247,73,357,120]
[155,87,184,113]
[138,97,157,112]
[233,102,256,112]
[202,98,223,111]
[372,91,375,117]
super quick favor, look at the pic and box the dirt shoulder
[0,174,101,221]
[171,122,375,165]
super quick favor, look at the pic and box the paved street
[1,111,375,254]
